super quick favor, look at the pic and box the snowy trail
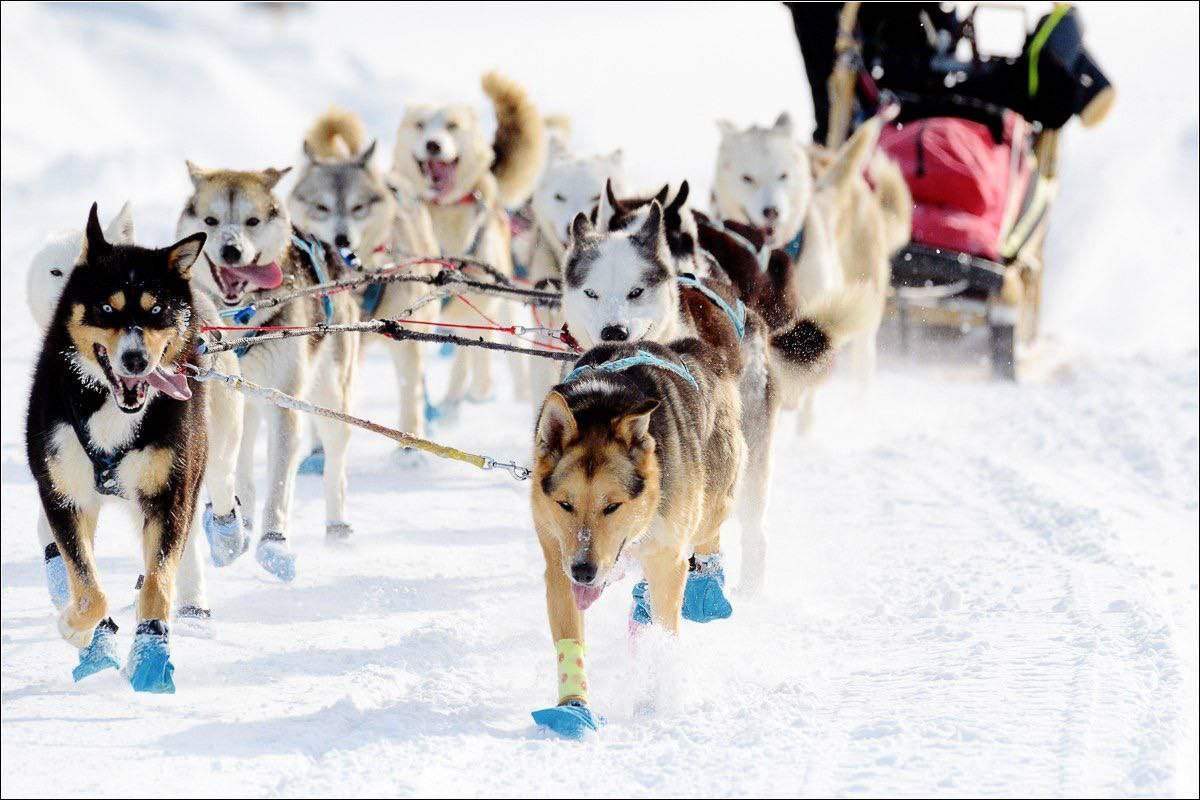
[2,2,1197,797]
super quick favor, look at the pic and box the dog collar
[782,225,806,262]
[564,349,698,389]
[291,232,336,324]
[677,274,746,339]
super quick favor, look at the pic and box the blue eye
[627,287,643,300]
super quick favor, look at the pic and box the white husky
[713,112,911,390]
[521,136,626,411]
[390,72,545,408]
[26,204,225,630]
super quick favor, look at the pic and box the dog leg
[309,367,354,543]
[255,404,302,582]
[126,509,188,694]
[530,536,600,738]
[42,501,108,649]
[175,508,214,638]
[641,545,688,635]
[795,388,817,436]
[737,426,774,596]
[236,399,262,533]
[852,325,879,390]
[38,510,69,609]
[203,355,248,566]
[443,348,471,412]
[467,343,494,403]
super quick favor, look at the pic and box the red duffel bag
[879,114,1030,260]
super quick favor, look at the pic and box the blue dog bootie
[682,555,733,623]
[44,543,69,610]
[203,499,249,567]
[255,532,296,582]
[73,618,121,682]
[124,620,175,694]
[531,700,602,739]
[630,579,652,626]
[297,444,325,476]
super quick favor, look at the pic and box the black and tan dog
[529,335,745,736]
[26,204,207,693]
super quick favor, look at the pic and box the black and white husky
[26,204,208,692]
[562,189,873,592]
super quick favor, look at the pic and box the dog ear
[303,140,319,164]
[716,119,737,138]
[652,184,670,206]
[357,140,377,168]
[596,178,619,232]
[613,397,659,446]
[104,201,136,245]
[185,160,210,189]
[81,202,110,263]
[773,111,794,134]
[630,200,664,253]
[261,166,292,189]
[536,391,578,455]
[666,181,690,217]
[165,232,206,279]
[570,211,594,244]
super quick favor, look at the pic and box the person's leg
[786,2,842,144]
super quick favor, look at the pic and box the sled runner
[827,2,1111,379]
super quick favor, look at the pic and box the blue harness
[564,349,698,390]
[782,226,806,262]
[291,234,336,324]
[677,275,746,340]
[360,282,385,316]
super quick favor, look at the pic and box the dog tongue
[148,367,192,401]
[225,261,283,290]
[571,582,605,611]
[428,160,455,190]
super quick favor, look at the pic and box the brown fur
[482,71,546,208]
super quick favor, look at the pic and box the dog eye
[584,289,598,300]
[554,192,567,203]
[778,171,789,181]
[204,216,219,226]
[557,500,574,513]
[50,268,63,277]
[100,303,114,314]
[627,287,643,300]
[446,120,458,131]
[741,174,755,185]
[415,120,425,131]
[603,502,622,515]
[246,217,260,227]
[151,305,163,315]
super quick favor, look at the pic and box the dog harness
[564,349,698,390]
[64,383,149,496]
[677,274,746,340]
[291,233,336,324]
[782,225,806,262]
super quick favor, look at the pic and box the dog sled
[826,2,1112,379]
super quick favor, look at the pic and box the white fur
[25,202,134,328]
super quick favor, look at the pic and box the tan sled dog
[531,336,745,714]
[390,72,545,408]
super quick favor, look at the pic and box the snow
[2,2,1197,797]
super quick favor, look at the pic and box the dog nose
[571,561,598,585]
[762,206,780,222]
[120,350,148,375]
[600,324,629,342]
[334,233,350,249]
[425,140,441,156]
[221,244,242,265]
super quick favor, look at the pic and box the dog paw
[174,605,216,639]
[630,580,652,627]
[297,446,325,476]
[72,619,120,682]
[392,447,428,469]
[203,502,249,568]
[255,535,296,583]
[682,569,733,623]
[531,700,602,739]
[124,620,175,694]
[325,521,353,545]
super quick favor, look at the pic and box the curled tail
[869,149,913,255]
[770,282,877,384]
[304,108,367,161]
[483,71,545,208]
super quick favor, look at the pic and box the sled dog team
[24,72,911,730]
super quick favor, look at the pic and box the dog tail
[815,114,884,196]
[769,282,877,384]
[869,149,913,255]
[305,107,367,161]
[482,71,546,208]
